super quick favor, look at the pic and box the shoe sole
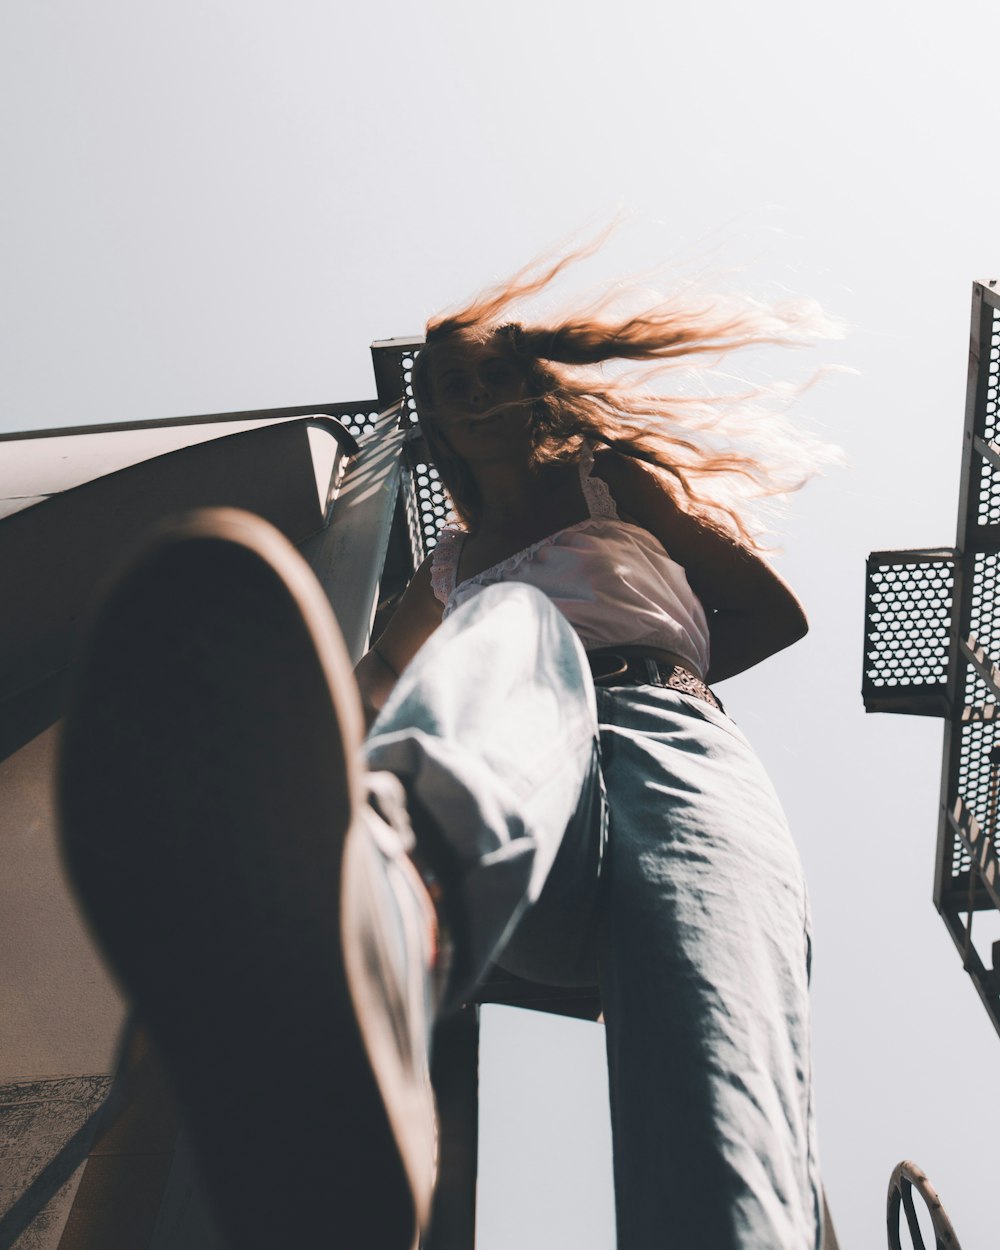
[58,509,427,1249]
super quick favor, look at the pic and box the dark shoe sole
[58,509,424,1249]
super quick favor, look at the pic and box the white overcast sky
[3,2,1000,1247]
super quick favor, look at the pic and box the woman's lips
[463,412,505,430]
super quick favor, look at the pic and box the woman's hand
[593,452,808,683]
[354,554,444,728]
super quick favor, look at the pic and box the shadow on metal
[887,1161,961,1250]
[0,415,356,762]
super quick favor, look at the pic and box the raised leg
[57,515,606,1249]
[364,581,605,1001]
[58,511,435,1249]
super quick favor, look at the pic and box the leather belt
[587,651,724,713]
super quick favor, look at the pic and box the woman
[59,253,830,1250]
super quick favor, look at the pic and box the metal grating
[371,337,423,421]
[862,551,954,715]
[337,406,385,441]
[954,681,997,878]
[400,346,419,427]
[969,551,1000,652]
[976,305,1000,450]
[411,459,450,550]
[966,306,1000,545]
[989,306,1000,435]
[399,345,452,551]
[863,281,1000,1037]
[956,550,1000,875]
[371,338,454,551]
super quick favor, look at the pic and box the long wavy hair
[411,242,842,548]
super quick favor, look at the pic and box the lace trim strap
[430,524,464,605]
[578,443,619,520]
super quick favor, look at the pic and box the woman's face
[422,339,534,464]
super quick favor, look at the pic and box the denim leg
[363,583,603,1002]
[598,686,822,1250]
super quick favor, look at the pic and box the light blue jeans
[364,583,822,1250]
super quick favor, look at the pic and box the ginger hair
[411,242,842,548]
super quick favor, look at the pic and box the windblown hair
[412,242,842,548]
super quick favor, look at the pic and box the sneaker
[58,508,439,1250]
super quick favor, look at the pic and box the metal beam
[299,402,409,661]
[0,399,378,444]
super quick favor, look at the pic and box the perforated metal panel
[972,307,1000,531]
[411,460,450,550]
[399,345,420,427]
[863,551,955,714]
[371,337,422,422]
[969,550,1000,651]
[953,692,994,880]
[953,548,1000,879]
[863,281,1000,1036]
[370,338,454,552]
[335,406,385,441]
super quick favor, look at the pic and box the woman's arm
[354,554,444,726]
[593,452,808,683]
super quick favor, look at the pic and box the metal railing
[863,280,1000,1036]
[887,1161,962,1250]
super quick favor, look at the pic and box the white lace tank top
[430,446,711,678]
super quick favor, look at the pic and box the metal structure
[887,1161,962,1250]
[863,280,1000,1036]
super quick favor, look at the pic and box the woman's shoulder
[591,447,658,488]
[588,448,665,527]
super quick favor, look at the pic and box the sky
[3,2,1000,1247]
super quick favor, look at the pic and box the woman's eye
[440,374,468,399]
[481,360,518,387]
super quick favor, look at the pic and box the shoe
[57,508,439,1250]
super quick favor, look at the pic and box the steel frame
[863,280,1000,1036]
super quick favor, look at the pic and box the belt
[587,651,724,712]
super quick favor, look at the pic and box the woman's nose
[469,375,491,408]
